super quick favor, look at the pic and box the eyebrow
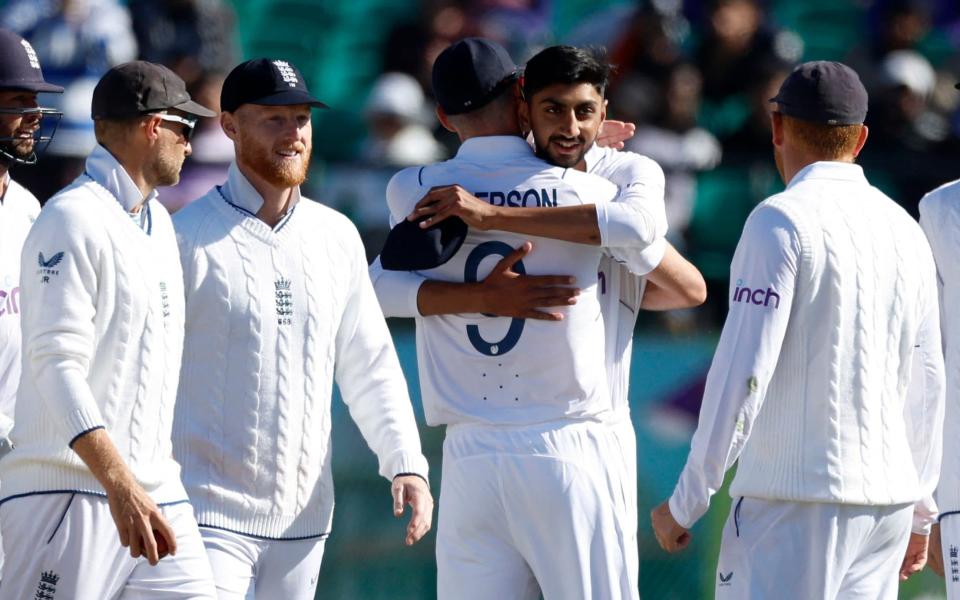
[538,97,599,108]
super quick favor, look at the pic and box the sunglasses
[156,112,198,142]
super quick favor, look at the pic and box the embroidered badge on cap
[272,60,298,88]
[20,39,40,70]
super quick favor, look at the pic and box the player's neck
[0,164,8,199]
[237,160,296,227]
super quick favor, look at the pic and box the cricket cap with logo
[431,38,519,116]
[220,58,328,113]
[0,28,63,93]
[769,60,868,125]
[91,61,216,119]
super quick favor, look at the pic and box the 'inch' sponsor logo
[732,279,780,308]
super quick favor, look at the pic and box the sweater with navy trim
[172,163,428,539]
[0,145,188,505]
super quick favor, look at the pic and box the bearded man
[170,58,433,600]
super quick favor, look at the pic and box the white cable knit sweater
[669,162,945,532]
[172,164,428,539]
[0,146,187,504]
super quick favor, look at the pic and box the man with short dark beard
[0,60,218,598]
[170,58,433,600]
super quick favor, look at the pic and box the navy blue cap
[769,61,868,125]
[221,58,328,113]
[432,38,518,116]
[0,28,62,93]
[379,216,468,271]
[92,61,216,119]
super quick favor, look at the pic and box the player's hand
[650,500,691,553]
[900,532,929,581]
[597,120,636,150]
[480,242,579,321]
[392,474,433,546]
[408,185,499,230]
[928,523,944,577]
[105,474,177,566]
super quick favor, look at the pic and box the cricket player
[650,61,945,599]
[917,124,960,596]
[171,58,432,600]
[0,27,62,579]
[372,44,706,597]
[0,61,218,599]
[375,39,673,599]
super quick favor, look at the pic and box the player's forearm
[641,243,707,311]
[417,280,490,316]
[71,427,138,495]
[484,205,602,245]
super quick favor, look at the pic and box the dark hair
[522,46,612,100]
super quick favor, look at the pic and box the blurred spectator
[693,0,801,137]
[361,72,446,168]
[606,4,687,124]
[128,0,238,89]
[381,0,475,95]
[860,49,955,216]
[721,59,791,157]
[470,0,551,60]
[848,0,934,95]
[157,73,232,213]
[1,0,137,201]
[623,62,721,247]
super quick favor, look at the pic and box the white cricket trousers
[436,419,638,600]
[715,496,913,599]
[0,492,216,599]
[199,526,326,600]
[939,512,960,599]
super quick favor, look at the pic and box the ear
[143,114,162,144]
[220,111,238,141]
[518,97,531,133]
[851,124,868,158]
[600,98,608,122]
[435,106,456,133]
[770,111,784,147]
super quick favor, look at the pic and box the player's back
[386,136,618,426]
[733,161,939,505]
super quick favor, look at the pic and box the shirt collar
[786,161,867,189]
[583,143,603,173]
[454,135,534,162]
[221,161,301,218]
[84,144,156,213]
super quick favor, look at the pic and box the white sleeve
[335,229,429,481]
[904,273,945,534]
[919,204,956,527]
[668,206,800,527]
[594,155,668,249]
[369,255,424,318]
[20,201,106,445]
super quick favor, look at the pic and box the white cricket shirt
[669,161,945,533]
[919,181,960,522]
[385,136,619,426]
[586,146,667,416]
[0,173,39,438]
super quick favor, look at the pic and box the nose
[558,109,579,138]
[184,140,192,156]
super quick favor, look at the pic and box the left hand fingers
[391,480,405,517]
[401,482,434,545]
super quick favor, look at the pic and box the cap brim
[172,99,217,118]
[379,216,467,271]
[2,81,64,93]
[250,89,328,109]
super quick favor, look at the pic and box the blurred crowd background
[4,0,959,598]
